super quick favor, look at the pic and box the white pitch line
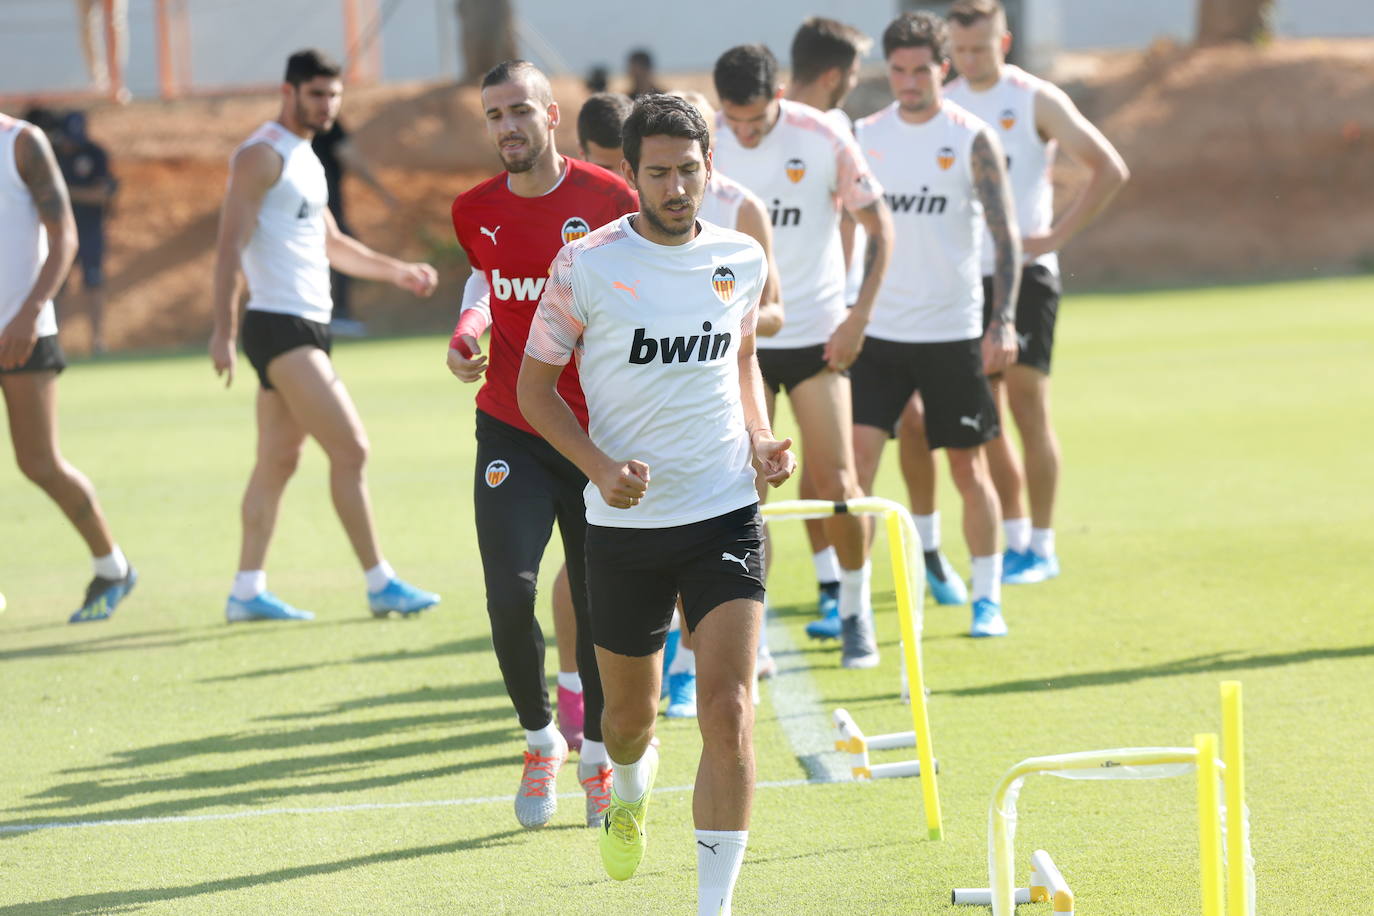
[762,611,850,784]
[0,777,833,836]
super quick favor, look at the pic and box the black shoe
[69,567,138,623]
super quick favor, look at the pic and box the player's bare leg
[898,394,970,606]
[1000,365,1060,582]
[552,563,585,749]
[788,369,874,667]
[2,370,135,622]
[238,384,306,572]
[947,445,1007,637]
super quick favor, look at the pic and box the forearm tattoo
[971,129,1020,326]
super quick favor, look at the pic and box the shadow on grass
[936,643,1374,698]
[196,635,495,682]
[0,831,525,915]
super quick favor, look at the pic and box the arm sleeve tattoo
[970,128,1021,326]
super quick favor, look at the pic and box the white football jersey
[526,215,767,529]
[855,101,985,343]
[825,107,867,307]
[235,122,334,323]
[945,65,1058,276]
[713,99,881,349]
[699,169,757,230]
[0,117,58,337]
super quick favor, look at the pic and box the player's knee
[486,574,538,625]
[260,446,302,483]
[946,449,985,493]
[602,693,657,745]
[697,682,752,751]
[16,450,62,489]
[328,434,370,473]
[811,466,861,502]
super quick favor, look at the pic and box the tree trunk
[1196,0,1274,46]
[457,0,517,84]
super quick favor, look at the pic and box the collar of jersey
[506,156,570,197]
[618,213,708,254]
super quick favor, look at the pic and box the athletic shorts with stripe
[586,503,765,657]
[473,409,604,740]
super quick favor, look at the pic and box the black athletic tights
[472,411,603,741]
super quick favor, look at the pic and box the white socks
[812,547,840,585]
[1031,527,1055,559]
[971,555,1002,604]
[364,559,395,593]
[696,829,748,916]
[669,644,697,676]
[525,722,562,751]
[92,546,129,580]
[1003,517,1031,554]
[231,569,266,601]
[838,562,871,620]
[580,739,608,766]
[557,671,583,693]
[612,743,657,803]
[913,512,941,552]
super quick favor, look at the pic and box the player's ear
[620,158,639,191]
[939,59,952,79]
[547,101,560,129]
[1002,31,1013,56]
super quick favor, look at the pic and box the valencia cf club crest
[711,266,736,303]
[999,108,1016,130]
[937,146,955,170]
[785,158,806,183]
[485,459,510,488]
[561,217,590,244]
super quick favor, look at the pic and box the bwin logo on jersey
[561,217,590,244]
[999,108,1016,130]
[629,322,732,365]
[711,266,736,303]
[785,158,806,183]
[484,459,510,487]
[937,146,956,170]
[490,268,546,302]
[296,198,323,219]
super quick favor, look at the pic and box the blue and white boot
[226,591,315,622]
[969,598,1008,638]
[369,578,440,617]
[925,552,969,605]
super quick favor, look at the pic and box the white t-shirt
[0,117,59,337]
[699,169,757,230]
[713,99,881,349]
[826,107,867,307]
[235,122,334,323]
[855,101,986,343]
[945,65,1058,277]
[526,215,766,529]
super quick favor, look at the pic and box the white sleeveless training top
[235,122,333,323]
[699,169,755,231]
[0,116,59,337]
[945,65,1058,277]
[855,100,985,343]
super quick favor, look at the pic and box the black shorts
[586,503,765,657]
[241,310,332,390]
[757,343,836,395]
[0,335,66,374]
[982,264,1061,374]
[850,336,999,450]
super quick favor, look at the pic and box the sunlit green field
[2,275,1372,914]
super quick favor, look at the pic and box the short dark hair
[712,44,778,106]
[790,17,873,87]
[948,0,1007,28]
[621,93,710,173]
[284,49,341,87]
[578,92,633,150]
[481,59,553,105]
[627,49,654,69]
[881,12,949,63]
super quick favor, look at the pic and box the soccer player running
[851,12,1020,637]
[519,93,795,915]
[0,111,135,622]
[712,43,893,668]
[899,0,1131,584]
[209,50,440,622]
[446,60,637,828]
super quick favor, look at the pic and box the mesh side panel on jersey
[525,223,629,365]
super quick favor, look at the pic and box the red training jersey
[451,157,638,434]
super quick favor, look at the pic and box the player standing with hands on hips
[519,94,795,916]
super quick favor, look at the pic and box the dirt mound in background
[53,41,1374,355]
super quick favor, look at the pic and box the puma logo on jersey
[1017,331,1031,350]
[768,199,801,227]
[480,225,501,244]
[885,188,948,215]
[490,268,545,302]
[959,415,981,431]
[613,280,640,300]
[721,551,749,571]
[629,322,732,365]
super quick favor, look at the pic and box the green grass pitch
[2,275,1372,913]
